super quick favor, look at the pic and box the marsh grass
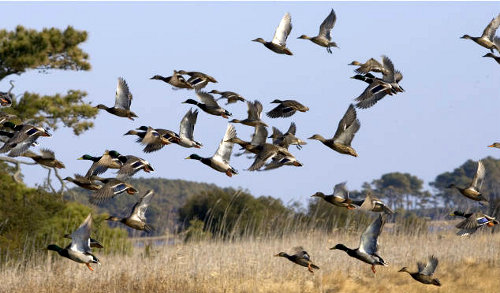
[0,225,499,293]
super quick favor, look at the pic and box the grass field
[1,224,499,293]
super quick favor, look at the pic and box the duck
[209,90,246,105]
[47,214,100,271]
[116,155,154,179]
[230,100,268,127]
[349,58,388,75]
[298,9,338,53]
[89,178,137,205]
[253,12,293,55]
[330,214,387,274]
[124,126,172,153]
[0,122,51,157]
[150,70,193,90]
[269,122,307,150]
[185,124,238,177]
[447,160,489,204]
[450,210,498,236]
[309,104,360,157]
[275,247,319,273]
[177,70,217,90]
[311,182,357,209]
[107,190,155,232]
[63,174,102,191]
[461,14,500,53]
[488,142,500,148]
[399,255,441,286]
[78,150,124,177]
[95,77,138,120]
[233,124,268,157]
[183,91,232,118]
[266,99,309,118]
[261,154,303,171]
[22,149,65,169]
[353,192,394,214]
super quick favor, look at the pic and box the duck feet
[86,263,94,271]
[308,264,314,273]
[371,265,376,274]
[225,170,233,177]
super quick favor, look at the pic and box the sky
[1,2,499,205]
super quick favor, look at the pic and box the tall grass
[1,223,498,292]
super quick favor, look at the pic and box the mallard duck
[450,210,498,236]
[447,160,489,204]
[353,192,394,214]
[253,12,293,55]
[22,149,65,169]
[275,247,319,273]
[298,9,338,53]
[399,255,441,286]
[230,100,268,127]
[124,126,172,153]
[266,99,309,118]
[330,214,387,274]
[461,14,500,53]
[309,104,360,157]
[150,70,193,89]
[78,150,124,177]
[0,80,14,107]
[488,142,500,148]
[47,214,100,271]
[233,124,268,157]
[116,155,154,179]
[107,190,155,232]
[0,112,16,124]
[269,122,307,150]
[183,91,232,118]
[209,90,246,105]
[95,77,138,120]
[177,70,217,90]
[185,124,238,177]
[63,174,102,191]
[89,178,137,205]
[0,122,51,157]
[311,182,357,209]
[349,58,387,74]
[261,154,303,171]
[64,234,104,249]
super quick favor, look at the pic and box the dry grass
[1,230,499,293]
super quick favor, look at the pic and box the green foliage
[0,163,130,266]
[370,172,426,210]
[0,25,90,80]
[183,218,212,242]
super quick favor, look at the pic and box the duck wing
[179,108,198,140]
[69,213,92,254]
[196,91,220,108]
[129,190,154,222]
[272,12,292,46]
[89,178,131,205]
[39,148,56,160]
[354,83,390,109]
[471,160,485,190]
[333,104,360,146]
[213,124,236,164]
[266,103,296,118]
[117,155,152,178]
[381,55,396,83]
[333,181,349,200]
[354,58,385,74]
[358,214,386,255]
[420,255,438,276]
[456,212,488,230]
[319,9,336,40]
[251,125,268,146]
[114,77,132,110]
[481,13,500,41]
[286,122,297,135]
[248,100,263,120]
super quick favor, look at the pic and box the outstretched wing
[130,190,154,221]
[333,181,349,200]
[471,160,485,190]
[420,255,438,276]
[333,104,360,146]
[319,9,336,40]
[114,77,132,110]
[197,91,219,108]
[69,214,92,253]
[179,109,198,140]
[213,124,236,164]
[251,125,268,146]
[272,13,292,46]
[358,214,386,254]
[481,13,500,40]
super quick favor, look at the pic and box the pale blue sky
[1,2,499,204]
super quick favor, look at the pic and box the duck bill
[488,144,495,147]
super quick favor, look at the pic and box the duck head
[330,244,349,251]
[274,252,288,257]
[311,192,325,198]
[185,154,203,161]
[488,142,500,148]
[460,34,472,39]
[95,104,108,110]
[308,134,325,142]
[297,35,311,40]
[252,38,266,44]
[349,61,361,66]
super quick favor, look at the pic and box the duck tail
[310,263,320,270]
[144,224,154,233]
